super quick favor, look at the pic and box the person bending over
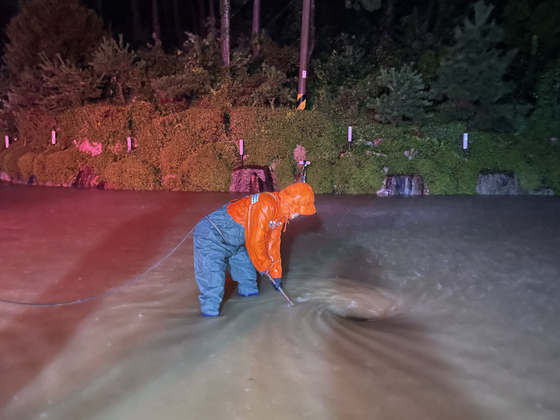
[193,182,316,316]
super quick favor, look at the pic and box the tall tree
[171,0,182,43]
[252,0,260,56]
[421,0,436,38]
[382,0,395,39]
[190,1,198,34]
[152,0,162,46]
[434,0,471,43]
[131,0,142,43]
[503,0,560,65]
[431,1,519,132]
[4,0,106,74]
[209,0,216,29]
[198,0,206,35]
[220,0,230,66]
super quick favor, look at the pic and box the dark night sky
[0,0,554,59]
[0,0,393,56]
[0,0,449,50]
[1,0,311,51]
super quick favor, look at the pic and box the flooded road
[1,183,559,420]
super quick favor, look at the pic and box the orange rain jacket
[227,182,316,278]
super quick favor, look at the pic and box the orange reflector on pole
[297,94,306,110]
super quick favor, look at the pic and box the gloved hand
[270,278,283,292]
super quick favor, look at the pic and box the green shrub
[228,106,263,142]
[544,155,560,192]
[4,145,30,178]
[333,153,384,194]
[421,122,467,148]
[524,60,560,141]
[259,33,299,75]
[33,148,61,183]
[179,144,233,192]
[237,110,290,166]
[465,131,545,192]
[160,107,226,162]
[516,164,542,192]
[0,148,12,173]
[102,157,160,190]
[272,157,296,190]
[3,101,556,196]
[418,49,440,83]
[313,38,366,91]
[58,104,131,150]
[307,159,334,193]
[18,152,38,179]
[44,149,84,185]
[14,109,57,149]
[160,135,201,180]
[240,109,339,168]
[129,101,163,167]
[249,63,294,108]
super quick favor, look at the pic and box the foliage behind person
[3,0,106,112]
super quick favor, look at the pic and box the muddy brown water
[1,183,559,420]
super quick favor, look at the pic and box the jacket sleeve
[245,194,277,274]
[267,225,283,278]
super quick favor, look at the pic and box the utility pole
[221,0,230,66]
[297,0,311,110]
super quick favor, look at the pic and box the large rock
[0,172,11,182]
[377,175,425,196]
[71,166,105,189]
[476,173,555,195]
[476,173,522,195]
[230,166,275,193]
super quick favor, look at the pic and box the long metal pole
[266,273,295,306]
[297,0,311,110]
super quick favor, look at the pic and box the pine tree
[3,0,107,112]
[150,68,212,103]
[431,1,520,132]
[367,64,431,125]
[90,36,138,104]
[37,54,101,113]
[7,53,101,113]
[4,0,106,75]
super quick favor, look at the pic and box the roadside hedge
[1,101,558,194]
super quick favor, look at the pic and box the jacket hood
[279,183,316,216]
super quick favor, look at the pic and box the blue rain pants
[193,204,258,316]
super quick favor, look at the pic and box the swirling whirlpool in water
[289,278,402,322]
